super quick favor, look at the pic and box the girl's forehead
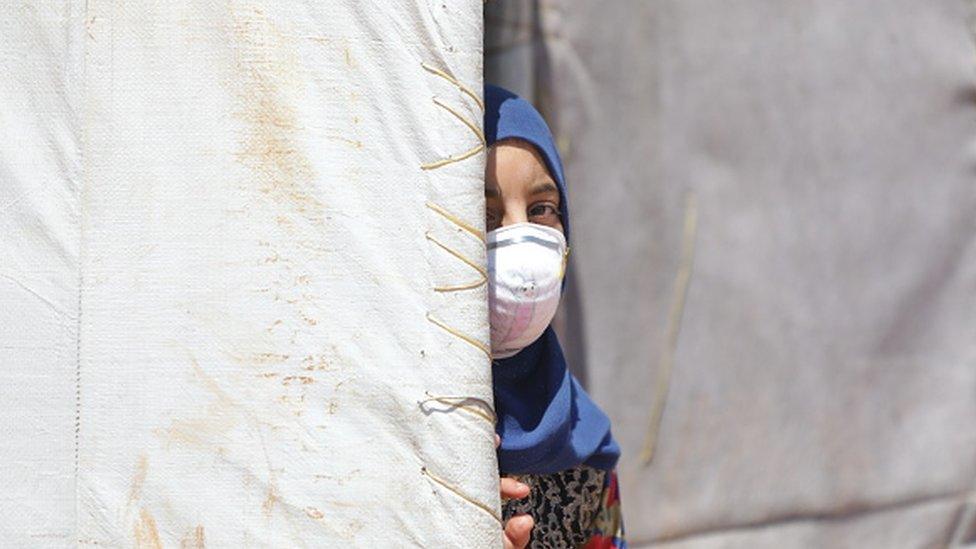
[489,142,553,185]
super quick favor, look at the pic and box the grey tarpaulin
[487,1,976,547]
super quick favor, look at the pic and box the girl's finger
[504,514,534,549]
[500,477,530,500]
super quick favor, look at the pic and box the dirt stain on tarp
[134,509,163,549]
[226,2,323,227]
[305,506,324,520]
[158,353,244,448]
[262,484,280,516]
[127,454,149,510]
[179,526,206,549]
[282,375,315,385]
[222,1,327,386]
[226,350,291,366]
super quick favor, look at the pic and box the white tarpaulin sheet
[2,2,499,547]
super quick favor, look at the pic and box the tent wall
[487,1,976,547]
[2,2,497,547]
[0,1,84,543]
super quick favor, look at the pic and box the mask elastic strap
[560,245,570,280]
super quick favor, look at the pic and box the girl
[485,85,626,549]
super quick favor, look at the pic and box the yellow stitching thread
[421,397,494,423]
[421,392,496,424]
[421,62,485,112]
[421,144,485,171]
[434,279,487,293]
[426,313,490,358]
[432,97,486,144]
[425,232,488,278]
[425,201,486,243]
[418,60,496,525]
[421,466,502,524]
[420,62,485,170]
[425,219,486,292]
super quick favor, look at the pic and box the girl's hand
[497,435,534,549]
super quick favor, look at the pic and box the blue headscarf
[485,85,621,475]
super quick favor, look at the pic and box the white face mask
[487,222,568,359]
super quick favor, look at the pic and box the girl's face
[485,140,563,234]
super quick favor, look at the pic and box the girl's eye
[528,203,560,224]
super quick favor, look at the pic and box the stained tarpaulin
[487,1,976,547]
[2,1,498,546]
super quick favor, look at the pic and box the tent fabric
[1,1,498,546]
[487,0,976,547]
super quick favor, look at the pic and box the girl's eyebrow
[528,181,559,196]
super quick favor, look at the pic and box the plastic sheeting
[487,1,976,547]
[1,1,499,546]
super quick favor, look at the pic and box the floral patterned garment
[502,465,626,549]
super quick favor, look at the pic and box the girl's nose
[501,202,528,227]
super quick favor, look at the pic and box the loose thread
[425,232,488,278]
[640,191,699,466]
[421,391,496,424]
[432,97,485,145]
[421,466,502,524]
[421,144,485,171]
[421,62,485,112]
[425,203,487,291]
[425,201,486,243]
[426,313,490,358]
